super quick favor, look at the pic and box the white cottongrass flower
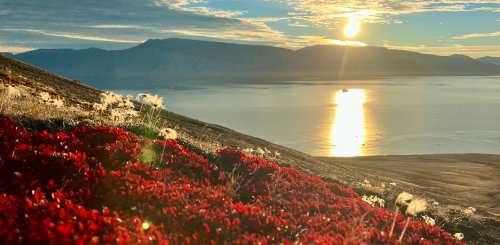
[422,215,435,226]
[117,94,135,109]
[362,195,385,207]
[39,92,51,102]
[242,148,254,155]
[395,192,414,208]
[256,147,265,156]
[93,103,106,111]
[264,147,271,155]
[100,92,121,107]
[464,207,476,215]
[406,199,427,217]
[453,233,464,240]
[389,192,414,237]
[136,93,165,109]
[48,98,64,108]
[5,85,21,98]
[360,179,373,188]
[399,199,427,241]
[159,128,177,140]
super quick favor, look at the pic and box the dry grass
[0,83,88,126]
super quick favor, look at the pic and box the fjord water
[117,76,500,157]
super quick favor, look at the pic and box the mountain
[477,56,500,66]
[11,38,500,89]
[2,52,14,58]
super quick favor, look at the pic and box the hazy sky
[0,0,499,57]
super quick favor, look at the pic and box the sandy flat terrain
[320,154,500,216]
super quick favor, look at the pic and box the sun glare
[343,18,360,38]
[330,89,366,157]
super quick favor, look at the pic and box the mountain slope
[1,53,499,244]
[12,38,500,89]
[478,56,500,66]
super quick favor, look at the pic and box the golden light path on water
[330,89,367,157]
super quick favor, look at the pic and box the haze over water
[117,76,500,157]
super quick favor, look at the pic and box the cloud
[0,0,276,49]
[0,45,35,54]
[159,18,289,46]
[1,0,498,54]
[288,22,309,27]
[281,36,366,49]
[154,0,246,18]
[331,39,367,46]
[383,43,500,58]
[452,31,500,39]
[89,25,145,29]
[1,28,143,44]
[285,0,500,26]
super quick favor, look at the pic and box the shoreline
[319,153,500,216]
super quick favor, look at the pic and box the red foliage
[0,116,463,244]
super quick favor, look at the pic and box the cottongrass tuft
[453,232,464,240]
[406,199,427,217]
[256,147,265,156]
[135,93,167,129]
[463,206,476,215]
[361,195,385,208]
[136,93,165,109]
[389,191,414,237]
[159,128,177,140]
[100,92,122,107]
[5,85,22,99]
[117,94,135,109]
[93,92,140,126]
[399,199,427,241]
[240,147,278,159]
[39,92,51,102]
[395,192,414,208]
[48,98,65,108]
[422,215,435,226]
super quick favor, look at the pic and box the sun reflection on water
[330,89,366,157]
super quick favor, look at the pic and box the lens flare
[343,18,360,38]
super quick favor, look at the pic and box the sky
[0,0,499,57]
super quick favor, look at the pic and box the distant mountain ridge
[10,38,500,89]
[478,56,500,66]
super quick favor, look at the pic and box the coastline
[319,154,500,216]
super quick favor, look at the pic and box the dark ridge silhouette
[478,56,500,66]
[11,38,500,89]
[2,52,15,58]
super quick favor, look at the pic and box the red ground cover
[0,116,461,244]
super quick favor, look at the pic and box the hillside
[1,53,499,243]
[11,38,500,89]
[478,56,500,66]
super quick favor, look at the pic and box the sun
[343,18,361,38]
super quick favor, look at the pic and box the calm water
[117,76,500,156]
